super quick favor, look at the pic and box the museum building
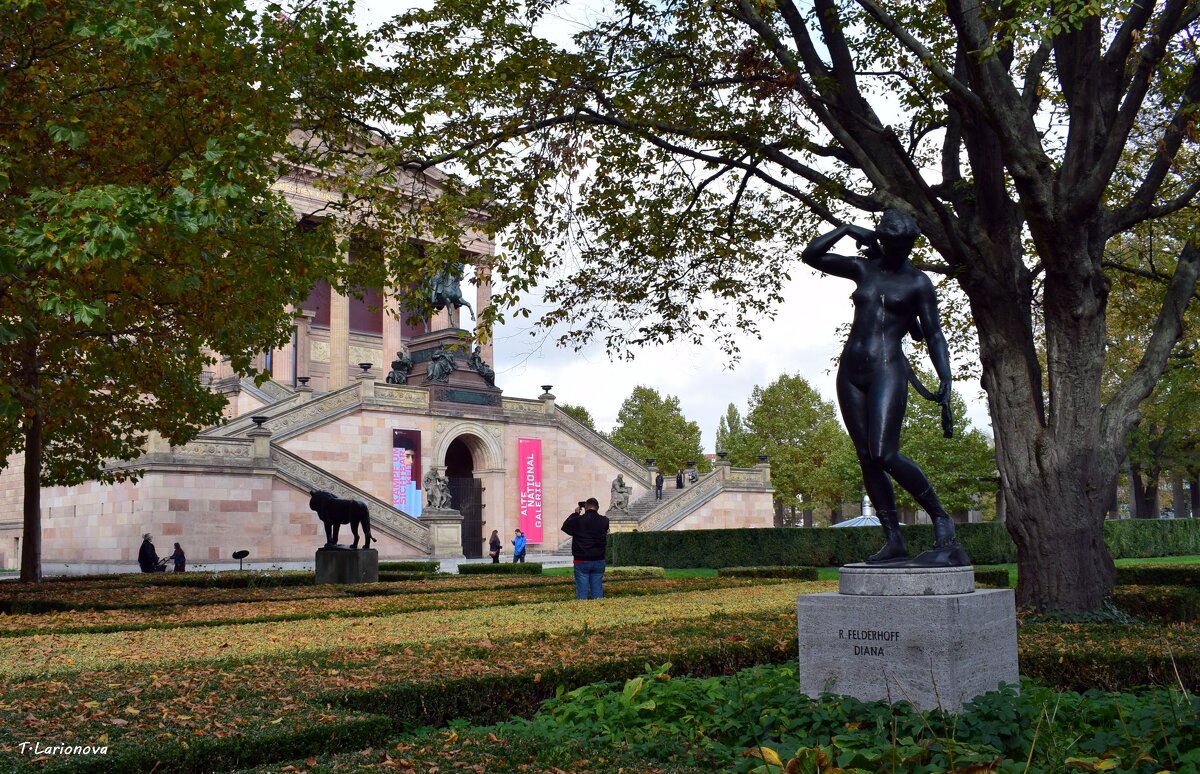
[0,167,774,573]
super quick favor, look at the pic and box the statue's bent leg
[867,510,907,563]
[913,485,958,548]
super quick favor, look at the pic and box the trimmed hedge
[145,571,313,589]
[378,561,440,573]
[610,519,1200,569]
[1116,565,1200,587]
[974,568,1010,588]
[717,566,819,580]
[457,562,544,575]
[43,713,390,774]
[606,566,665,578]
[1114,585,1200,623]
[330,636,791,730]
[376,571,440,583]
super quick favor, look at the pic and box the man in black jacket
[138,533,163,573]
[562,497,610,600]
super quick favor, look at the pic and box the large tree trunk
[1130,463,1161,519]
[19,339,42,583]
[969,244,1118,611]
[1191,471,1199,519]
[1171,471,1186,518]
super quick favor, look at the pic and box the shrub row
[605,566,665,578]
[610,518,1200,568]
[974,568,1010,587]
[40,713,390,774]
[717,566,819,580]
[1019,623,1200,692]
[1116,565,1200,587]
[330,636,792,730]
[378,561,440,573]
[457,562,544,575]
[1114,585,1200,623]
[143,571,314,589]
[376,571,439,583]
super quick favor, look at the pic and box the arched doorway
[445,437,484,558]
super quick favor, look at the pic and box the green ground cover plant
[245,662,1200,773]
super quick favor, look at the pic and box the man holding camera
[562,497,610,600]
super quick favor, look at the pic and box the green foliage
[610,524,1017,568]
[143,571,313,589]
[457,562,544,575]
[744,373,858,511]
[476,662,1200,773]
[558,402,598,431]
[609,386,708,475]
[717,566,818,580]
[0,0,371,580]
[1106,518,1200,558]
[605,565,665,578]
[1114,585,1200,623]
[715,403,758,467]
[377,561,441,573]
[1116,564,1200,587]
[1020,620,1200,692]
[610,519,1200,569]
[895,368,998,513]
[974,568,1011,588]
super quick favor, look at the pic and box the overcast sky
[351,0,993,449]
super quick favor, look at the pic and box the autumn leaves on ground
[0,572,811,772]
[1,568,1198,772]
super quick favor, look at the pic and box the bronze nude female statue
[802,209,967,566]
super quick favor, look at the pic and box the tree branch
[1102,239,1200,449]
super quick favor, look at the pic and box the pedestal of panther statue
[796,564,1018,712]
[315,547,379,584]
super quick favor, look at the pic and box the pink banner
[518,438,543,542]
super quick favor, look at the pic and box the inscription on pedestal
[839,628,901,656]
[797,588,1018,713]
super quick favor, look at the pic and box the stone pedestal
[422,508,465,558]
[797,567,1018,713]
[408,329,502,409]
[315,548,378,584]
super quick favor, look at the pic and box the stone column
[294,310,315,386]
[248,425,271,460]
[270,330,292,384]
[381,285,405,378]
[473,255,494,364]
[539,385,556,418]
[327,231,351,389]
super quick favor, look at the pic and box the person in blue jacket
[512,528,527,563]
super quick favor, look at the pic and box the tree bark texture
[19,340,42,583]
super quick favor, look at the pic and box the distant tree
[559,402,598,432]
[894,369,998,516]
[0,0,369,581]
[715,403,758,467]
[745,374,857,514]
[1104,228,1200,518]
[610,386,707,475]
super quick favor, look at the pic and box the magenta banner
[518,438,543,542]
[392,429,422,518]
